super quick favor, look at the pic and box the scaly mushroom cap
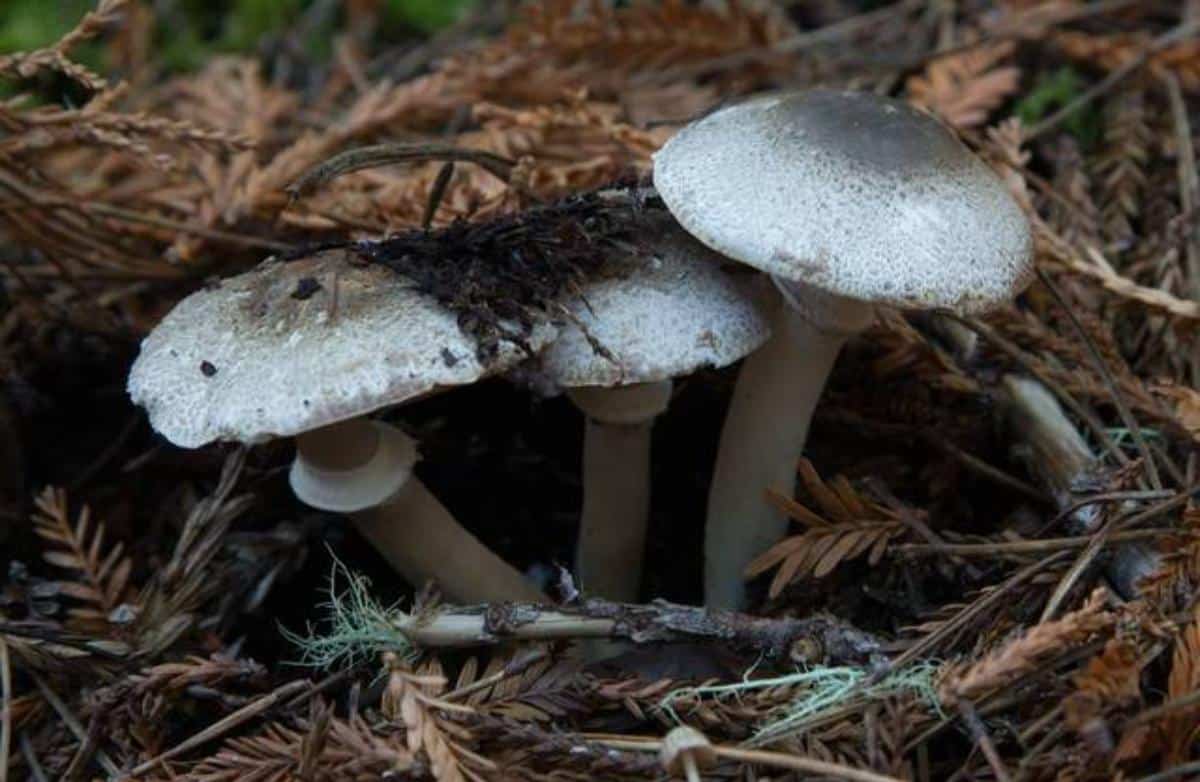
[128,250,556,447]
[537,222,771,388]
[653,89,1034,313]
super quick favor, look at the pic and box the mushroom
[128,249,552,602]
[660,726,716,782]
[653,89,1035,608]
[532,223,769,601]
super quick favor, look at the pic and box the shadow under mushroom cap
[127,250,557,448]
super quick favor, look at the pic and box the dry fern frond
[31,487,133,631]
[940,588,1114,705]
[907,41,1021,129]
[745,460,907,598]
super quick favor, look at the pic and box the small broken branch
[392,598,885,668]
[287,143,520,201]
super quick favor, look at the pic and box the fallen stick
[999,374,1160,598]
[391,598,884,668]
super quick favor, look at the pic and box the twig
[389,599,884,667]
[588,734,904,782]
[956,699,1013,782]
[125,679,310,777]
[18,734,48,782]
[896,528,1166,557]
[287,143,518,201]
[1035,268,1162,489]
[1040,516,1116,621]
[61,712,101,782]
[884,551,1073,674]
[1047,490,1177,530]
[29,672,118,778]
[926,435,1054,505]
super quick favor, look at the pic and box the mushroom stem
[704,283,872,609]
[291,419,542,603]
[567,381,673,601]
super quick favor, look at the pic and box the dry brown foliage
[907,41,1022,128]
[1054,31,1200,94]
[940,589,1115,705]
[745,460,908,598]
[31,489,133,633]
[5,1,1200,780]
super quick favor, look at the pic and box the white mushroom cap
[653,89,1034,313]
[537,223,770,388]
[128,250,556,447]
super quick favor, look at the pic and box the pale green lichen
[658,659,943,747]
[282,555,416,670]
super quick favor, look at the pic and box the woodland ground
[3,1,1200,780]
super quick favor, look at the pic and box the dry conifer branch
[8,0,1200,779]
[126,680,310,777]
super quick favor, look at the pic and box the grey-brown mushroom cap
[652,89,1035,313]
[128,250,556,448]
[536,224,771,388]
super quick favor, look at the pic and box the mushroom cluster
[654,88,1035,608]
[127,87,1034,614]
[128,227,768,605]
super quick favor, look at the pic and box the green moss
[1015,66,1103,149]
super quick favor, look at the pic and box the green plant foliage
[222,0,307,50]
[1015,66,1103,149]
[384,0,477,33]
[0,0,477,76]
[0,0,95,52]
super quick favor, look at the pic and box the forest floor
[4,1,1200,780]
